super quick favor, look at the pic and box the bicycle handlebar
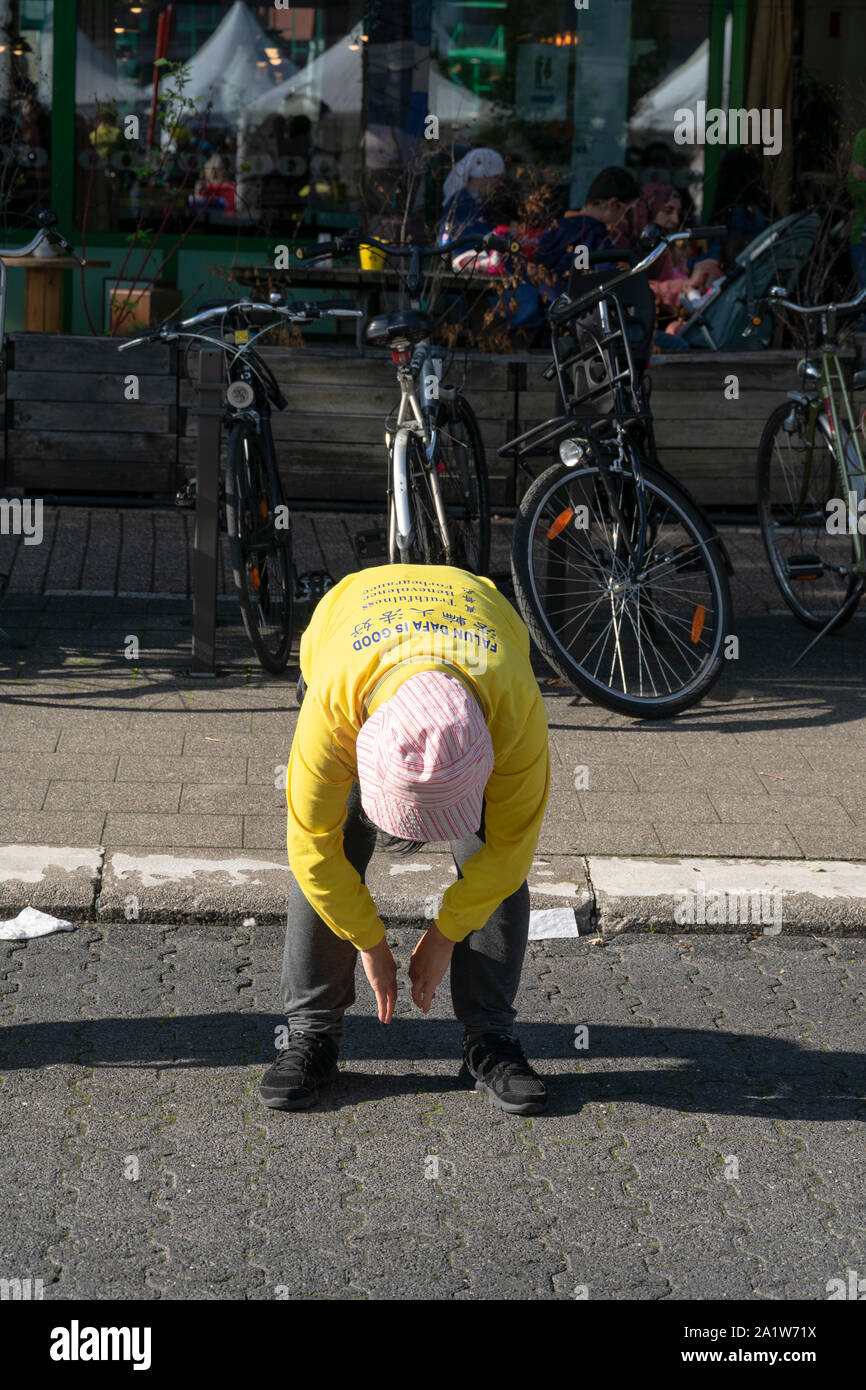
[548,224,726,325]
[116,299,362,351]
[0,209,85,266]
[762,282,866,318]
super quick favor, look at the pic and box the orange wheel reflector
[546,507,574,539]
[259,500,268,518]
[250,566,260,590]
[690,605,707,643]
[752,316,762,326]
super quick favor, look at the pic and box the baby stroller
[677,209,822,350]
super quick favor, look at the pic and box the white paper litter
[0,907,76,940]
[528,907,578,939]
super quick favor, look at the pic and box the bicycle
[499,221,735,719]
[295,228,520,574]
[755,281,866,661]
[118,295,362,672]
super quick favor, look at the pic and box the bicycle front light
[559,439,586,468]
[226,381,255,408]
[796,359,821,383]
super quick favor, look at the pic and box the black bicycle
[501,222,735,718]
[119,296,361,672]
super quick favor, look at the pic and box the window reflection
[0,0,53,235]
[70,1,718,239]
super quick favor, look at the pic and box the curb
[1,846,866,936]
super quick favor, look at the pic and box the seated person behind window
[530,166,639,305]
[440,179,546,347]
[450,179,519,274]
[623,182,720,325]
[438,147,506,249]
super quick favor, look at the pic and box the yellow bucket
[360,242,387,270]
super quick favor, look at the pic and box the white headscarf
[443,147,505,205]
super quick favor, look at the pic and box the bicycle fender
[392,427,414,551]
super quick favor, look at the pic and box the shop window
[0,0,53,237]
[74,1,365,237]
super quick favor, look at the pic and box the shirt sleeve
[286,690,387,952]
[435,690,550,943]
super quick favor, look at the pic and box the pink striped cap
[355,671,494,843]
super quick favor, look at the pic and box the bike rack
[189,345,224,676]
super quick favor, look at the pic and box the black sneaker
[458,1032,548,1115]
[259,1030,340,1110]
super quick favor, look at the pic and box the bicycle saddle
[365,309,431,345]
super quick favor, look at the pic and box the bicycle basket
[553,292,648,422]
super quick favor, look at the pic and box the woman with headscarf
[438,146,505,246]
[617,182,721,332]
[438,149,545,344]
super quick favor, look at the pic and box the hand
[852,164,866,182]
[408,922,455,1014]
[688,258,721,289]
[359,935,398,1025]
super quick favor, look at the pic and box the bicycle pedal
[295,568,334,601]
[355,528,388,559]
[786,554,823,581]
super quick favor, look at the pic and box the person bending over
[260,563,551,1116]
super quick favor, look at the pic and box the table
[232,263,499,347]
[0,255,110,332]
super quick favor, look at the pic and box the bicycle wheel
[511,458,733,718]
[757,400,863,631]
[225,420,293,673]
[427,394,490,575]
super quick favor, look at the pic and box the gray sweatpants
[280,677,530,1044]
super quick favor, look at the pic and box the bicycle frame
[387,337,454,563]
[820,351,866,575]
[783,349,866,580]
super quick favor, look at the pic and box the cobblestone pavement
[1,923,864,1300]
[0,503,831,614]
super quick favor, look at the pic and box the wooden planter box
[108,286,183,336]
[1,333,861,505]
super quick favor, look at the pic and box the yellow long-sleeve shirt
[286,564,550,950]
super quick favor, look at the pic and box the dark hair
[585,166,639,206]
[358,806,426,857]
[485,178,520,225]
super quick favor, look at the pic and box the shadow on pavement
[2,1012,863,1119]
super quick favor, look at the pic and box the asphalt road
[2,921,864,1300]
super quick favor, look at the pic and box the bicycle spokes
[530,470,722,700]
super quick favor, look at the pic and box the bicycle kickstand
[791,608,844,668]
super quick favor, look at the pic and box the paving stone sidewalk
[1,921,863,1300]
[0,507,864,931]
